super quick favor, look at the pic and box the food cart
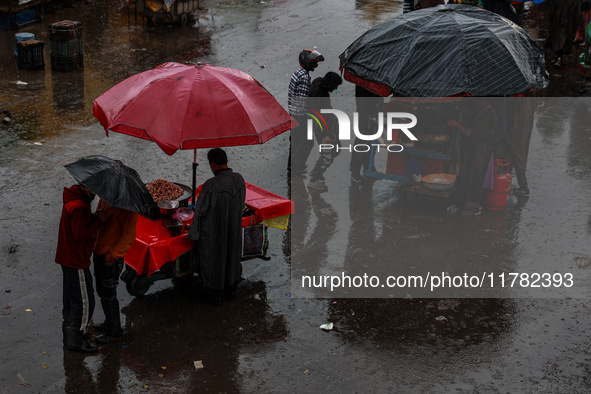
[92,62,296,296]
[121,181,293,296]
[364,100,462,199]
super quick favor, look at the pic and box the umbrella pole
[192,149,198,209]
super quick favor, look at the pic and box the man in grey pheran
[188,148,246,305]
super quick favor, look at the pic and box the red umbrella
[93,62,294,205]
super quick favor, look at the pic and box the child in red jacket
[55,184,103,353]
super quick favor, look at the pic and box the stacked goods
[14,32,34,56]
[49,20,83,71]
[0,1,40,29]
[17,39,44,70]
[146,179,184,202]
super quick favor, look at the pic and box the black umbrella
[339,4,549,97]
[65,155,156,217]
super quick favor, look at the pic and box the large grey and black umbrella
[65,155,156,217]
[339,4,549,97]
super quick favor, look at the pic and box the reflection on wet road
[1,0,591,392]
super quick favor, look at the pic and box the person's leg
[349,149,361,174]
[301,134,315,170]
[349,137,374,182]
[309,150,333,191]
[290,117,310,174]
[287,116,301,172]
[62,266,70,347]
[554,49,564,67]
[514,168,529,195]
[287,133,292,172]
[461,146,490,215]
[93,253,106,329]
[310,150,332,180]
[63,266,97,352]
[94,254,123,342]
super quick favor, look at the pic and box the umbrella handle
[191,162,198,209]
[191,150,198,209]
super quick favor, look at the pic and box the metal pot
[158,200,179,216]
[421,173,456,191]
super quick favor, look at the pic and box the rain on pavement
[1,0,591,392]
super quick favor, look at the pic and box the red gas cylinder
[486,159,512,211]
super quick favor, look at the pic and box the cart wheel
[180,13,188,25]
[124,270,151,297]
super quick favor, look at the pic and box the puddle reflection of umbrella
[65,155,156,216]
[339,4,549,97]
[93,62,294,204]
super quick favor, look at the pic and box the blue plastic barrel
[15,32,35,56]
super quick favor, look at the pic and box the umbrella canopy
[93,62,294,206]
[93,62,293,156]
[339,4,549,97]
[65,155,156,217]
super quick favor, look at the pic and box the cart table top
[126,182,293,276]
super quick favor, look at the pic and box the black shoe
[461,206,482,216]
[96,334,123,344]
[224,284,238,301]
[66,341,98,353]
[204,288,223,306]
[513,187,530,197]
[209,295,222,306]
[224,290,236,301]
[93,322,106,332]
[308,180,328,192]
[350,173,363,183]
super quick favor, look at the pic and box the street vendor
[188,148,246,306]
[447,99,497,216]
[92,200,138,344]
[545,0,583,68]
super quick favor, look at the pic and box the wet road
[1,0,591,392]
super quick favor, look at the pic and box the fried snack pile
[146,179,184,202]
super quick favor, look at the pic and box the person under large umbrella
[339,4,549,97]
[92,62,294,206]
[65,155,156,217]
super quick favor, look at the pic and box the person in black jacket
[188,148,246,305]
[349,85,383,183]
[307,72,342,192]
[482,0,518,23]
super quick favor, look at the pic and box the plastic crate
[49,20,83,71]
[0,13,10,29]
[49,20,82,40]
[15,8,36,26]
[50,53,83,72]
[17,40,44,70]
[14,32,35,56]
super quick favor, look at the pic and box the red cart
[121,182,293,296]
